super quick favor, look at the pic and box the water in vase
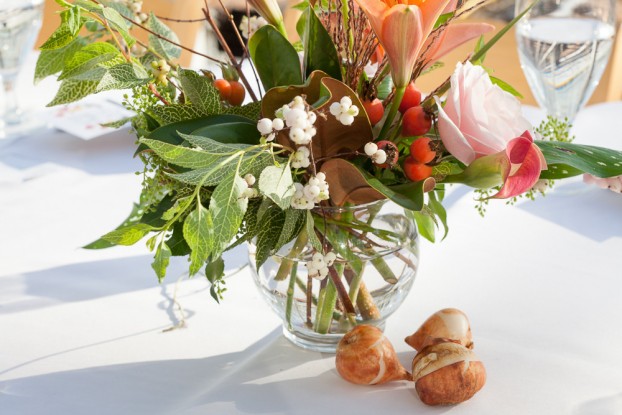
[0,3,44,78]
[516,17,615,121]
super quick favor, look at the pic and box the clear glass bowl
[248,200,420,353]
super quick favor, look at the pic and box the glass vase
[248,199,420,353]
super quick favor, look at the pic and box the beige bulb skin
[405,308,473,351]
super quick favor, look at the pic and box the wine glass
[0,0,44,139]
[515,0,616,123]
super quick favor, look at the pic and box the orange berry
[214,79,231,101]
[362,99,384,126]
[399,83,422,114]
[228,81,246,106]
[403,156,433,182]
[410,137,436,164]
[402,106,431,137]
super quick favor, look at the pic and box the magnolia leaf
[296,7,342,80]
[320,159,384,206]
[249,25,303,90]
[147,12,181,60]
[151,242,172,282]
[101,223,153,246]
[183,203,213,275]
[190,121,260,145]
[210,174,249,257]
[536,141,622,179]
[258,163,295,210]
[178,69,223,114]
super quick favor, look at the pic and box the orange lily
[354,0,451,87]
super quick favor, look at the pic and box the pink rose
[435,61,533,165]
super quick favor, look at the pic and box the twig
[148,83,171,105]
[155,16,206,23]
[202,0,259,102]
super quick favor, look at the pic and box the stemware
[515,0,616,122]
[0,0,44,139]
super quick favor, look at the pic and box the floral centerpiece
[37,0,622,352]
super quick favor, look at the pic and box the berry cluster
[364,142,388,165]
[305,251,337,280]
[291,173,330,210]
[239,15,267,39]
[329,96,360,126]
[150,59,171,86]
[242,174,258,198]
[404,137,436,182]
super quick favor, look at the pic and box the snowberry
[364,142,378,156]
[257,118,273,135]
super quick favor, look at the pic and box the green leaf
[490,76,523,99]
[101,223,154,245]
[47,79,99,106]
[147,12,181,60]
[190,121,260,145]
[205,256,225,283]
[428,190,448,240]
[152,242,172,282]
[296,7,342,80]
[35,36,86,83]
[58,42,121,81]
[358,167,427,211]
[412,209,436,243]
[101,116,133,129]
[376,74,393,100]
[255,204,286,268]
[96,62,150,92]
[101,6,136,47]
[536,141,622,179]
[433,11,454,29]
[183,203,213,275]
[178,69,223,114]
[210,174,249,257]
[258,163,295,210]
[166,221,191,256]
[83,202,143,249]
[102,0,134,29]
[248,25,303,90]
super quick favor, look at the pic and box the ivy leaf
[226,101,262,120]
[166,221,191,256]
[101,223,154,245]
[536,141,622,179]
[101,6,136,47]
[47,79,99,106]
[96,62,150,92]
[210,174,249,257]
[306,210,322,251]
[58,42,121,81]
[151,242,172,282]
[39,15,82,50]
[275,209,306,249]
[183,203,213,275]
[149,104,208,125]
[178,69,223,114]
[139,138,225,169]
[258,163,295,210]
[178,130,254,152]
[296,7,342,80]
[35,36,86,83]
[248,25,303,90]
[147,12,181,60]
[205,256,225,283]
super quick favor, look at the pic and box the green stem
[276,20,289,39]
[378,85,406,140]
[274,227,308,281]
[285,265,298,330]
[314,265,341,334]
[340,0,354,55]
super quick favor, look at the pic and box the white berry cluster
[239,15,268,39]
[364,142,387,165]
[329,96,359,126]
[306,251,337,280]
[256,117,284,142]
[291,173,329,210]
[242,173,258,198]
[111,0,147,23]
[151,59,171,86]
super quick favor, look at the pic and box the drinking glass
[515,0,616,122]
[0,0,44,139]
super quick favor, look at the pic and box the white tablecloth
[1,96,622,414]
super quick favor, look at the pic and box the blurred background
[36,0,622,105]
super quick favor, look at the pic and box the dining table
[1,60,622,414]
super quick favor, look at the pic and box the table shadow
[573,392,622,415]
[0,331,452,415]
[518,185,622,242]
[0,244,248,315]
[0,127,141,176]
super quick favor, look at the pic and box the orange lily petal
[415,0,453,40]
[425,22,495,63]
[354,0,389,38]
[381,5,424,87]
